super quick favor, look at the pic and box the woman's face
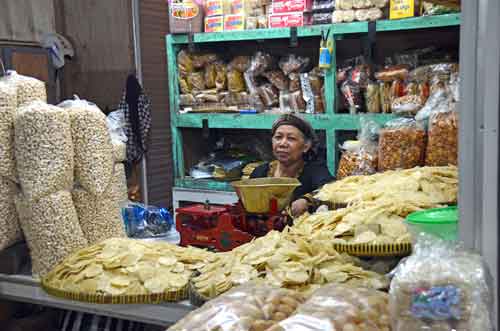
[272,125,311,166]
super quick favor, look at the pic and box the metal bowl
[231,177,301,214]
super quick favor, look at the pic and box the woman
[250,114,334,217]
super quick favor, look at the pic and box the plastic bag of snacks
[248,52,273,76]
[3,71,47,107]
[278,55,310,76]
[263,70,289,91]
[269,284,390,331]
[378,118,426,171]
[425,100,458,166]
[390,234,494,331]
[59,98,114,196]
[215,62,228,91]
[168,282,306,331]
[177,50,193,76]
[15,101,74,202]
[337,116,379,179]
[122,202,173,239]
[365,81,380,113]
[0,77,17,181]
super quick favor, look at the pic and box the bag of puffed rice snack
[15,101,74,201]
[3,70,47,107]
[0,77,17,181]
[0,177,22,251]
[59,97,114,196]
[15,190,88,277]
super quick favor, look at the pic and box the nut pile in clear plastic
[61,100,114,196]
[72,186,127,246]
[0,79,18,181]
[169,283,306,331]
[15,190,88,277]
[14,101,74,202]
[7,72,47,107]
[270,284,390,331]
[378,126,426,171]
[425,111,458,166]
[0,177,22,251]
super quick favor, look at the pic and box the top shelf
[168,14,461,44]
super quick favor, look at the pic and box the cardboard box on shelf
[205,15,225,32]
[205,0,225,16]
[268,12,304,28]
[271,0,311,13]
[224,14,246,30]
[230,0,250,14]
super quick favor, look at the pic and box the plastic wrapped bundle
[0,79,17,181]
[15,190,88,277]
[14,101,74,201]
[112,141,126,163]
[390,234,494,331]
[111,163,129,206]
[72,185,127,245]
[0,177,22,251]
[4,71,47,107]
[270,284,390,331]
[59,98,114,196]
[378,118,426,171]
[168,283,306,331]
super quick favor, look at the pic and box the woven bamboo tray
[332,242,412,257]
[41,278,188,304]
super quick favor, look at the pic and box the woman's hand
[291,198,309,217]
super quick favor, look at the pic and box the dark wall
[140,0,173,208]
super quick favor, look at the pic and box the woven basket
[332,242,412,257]
[188,271,211,307]
[41,279,188,304]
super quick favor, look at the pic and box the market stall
[0,0,499,329]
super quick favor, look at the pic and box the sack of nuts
[425,110,458,167]
[269,284,390,331]
[168,282,306,331]
[378,118,426,171]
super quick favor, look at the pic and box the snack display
[14,101,74,202]
[316,165,458,206]
[59,99,114,196]
[426,111,458,166]
[170,283,306,331]
[0,78,17,181]
[42,238,212,303]
[378,118,426,171]
[390,234,494,331]
[0,177,22,251]
[191,231,388,299]
[15,190,88,277]
[270,284,390,331]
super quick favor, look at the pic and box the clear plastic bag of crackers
[390,233,494,331]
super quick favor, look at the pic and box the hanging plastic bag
[390,233,494,331]
[122,202,173,239]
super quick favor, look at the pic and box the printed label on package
[389,0,414,19]
[410,286,462,321]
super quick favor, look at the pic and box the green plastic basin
[405,206,458,241]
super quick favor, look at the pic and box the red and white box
[224,14,246,30]
[268,12,303,28]
[271,0,311,13]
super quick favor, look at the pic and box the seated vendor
[250,114,334,217]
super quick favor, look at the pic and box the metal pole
[131,0,149,205]
[459,0,499,325]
